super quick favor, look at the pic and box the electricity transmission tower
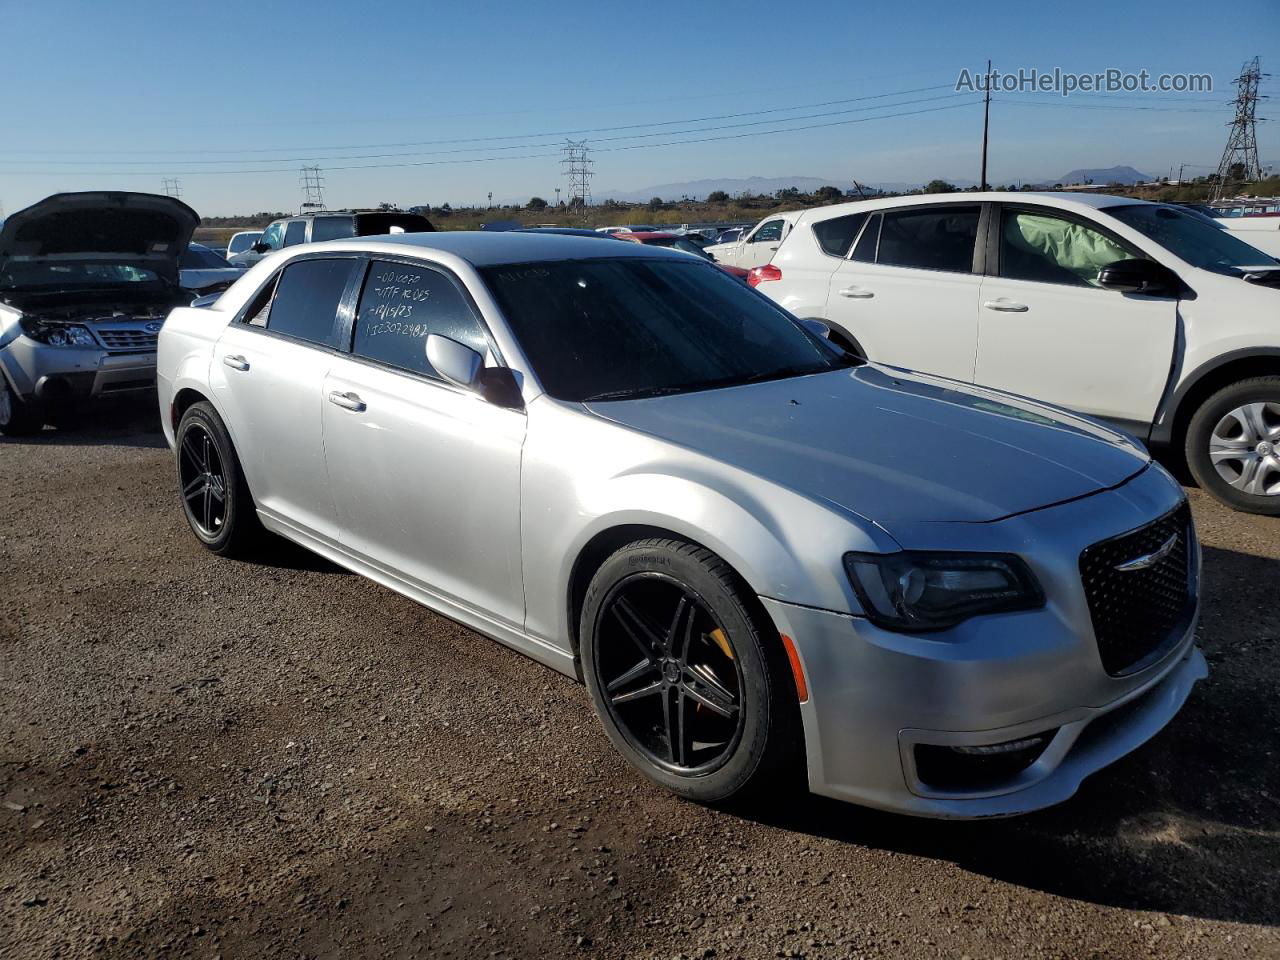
[299,166,326,212]
[561,140,593,217]
[160,177,183,199]
[1212,57,1267,200]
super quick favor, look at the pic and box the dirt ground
[1,399,1277,960]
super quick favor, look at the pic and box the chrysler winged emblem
[1115,533,1177,572]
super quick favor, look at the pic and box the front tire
[175,401,264,556]
[0,377,43,436]
[580,538,802,804]
[1185,376,1280,515]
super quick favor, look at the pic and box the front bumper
[1,336,156,403]
[762,462,1207,818]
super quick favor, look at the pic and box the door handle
[838,287,875,299]
[222,354,250,371]
[983,298,1029,313]
[327,390,367,413]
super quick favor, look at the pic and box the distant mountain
[1056,165,1152,186]
[594,176,847,203]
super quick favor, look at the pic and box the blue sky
[1,0,1276,216]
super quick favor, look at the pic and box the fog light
[914,731,1056,792]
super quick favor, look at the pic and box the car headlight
[19,318,97,347]
[843,551,1044,632]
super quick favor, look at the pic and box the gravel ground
[1,399,1278,960]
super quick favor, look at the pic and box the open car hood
[0,191,199,284]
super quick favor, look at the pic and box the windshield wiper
[581,385,690,402]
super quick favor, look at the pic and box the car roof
[312,230,697,266]
[796,191,1150,224]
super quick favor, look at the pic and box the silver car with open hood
[0,191,198,434]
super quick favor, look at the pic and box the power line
[0,99,983,178]
[0,92,974,169]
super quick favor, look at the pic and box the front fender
[519,398,892,651]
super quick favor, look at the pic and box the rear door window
[309,216,354,243]
[876,206,980,273]
[850,214,880,262]
[812,213,869,258]
[350,260,489,378]
[250,258,354,347]
[283,220,307,247]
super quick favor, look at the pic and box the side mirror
[1096,258,1178,296]
[801,318,831,339]
[251,241,271,253]
[426,334,483,388]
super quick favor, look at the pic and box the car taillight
[747,264,782,287]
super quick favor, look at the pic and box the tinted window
[850,214,879,262]
[751,220,784,243]
[1104,203,1278,274]
[257,258,352,346]
[352,261,488,377]
[180,245,231,269]
[877,207,979,273]
[310,216,354,243]
[812,213,869,258]
[228,232,261,255]
[283,221,307,247]
[999,210,1132,287]
[481,258,848,403]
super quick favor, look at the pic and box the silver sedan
[156,233,1205,817]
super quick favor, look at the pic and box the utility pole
[1212,56,1267,201]
[487,191,493,209]
[980,59,992,191]
[299,166,325,212]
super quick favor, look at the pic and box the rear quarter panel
[157,305,229,448]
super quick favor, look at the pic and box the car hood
[584,365,1150,526]
[0,191,198,284]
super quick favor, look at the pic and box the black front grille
[1079,502,1194,676]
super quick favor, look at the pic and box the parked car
[0,191,198,434]
[228,210,435,268]
[225,230,263,262]
[752,192,1280,514]
[156,232,1204,817]
[596,224,657,235]
[180,243,245,297]
[1219,215,1280,259]
[612,231,750,280]
[703,212,803,269]
[515,227,624,239]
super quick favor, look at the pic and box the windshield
[1105,204,1278,273]
[0,262,162,290]
[481,257,848,402]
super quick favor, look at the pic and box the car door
[734,217,788,269]
[974,204,1177,428]
[211,255,360,542]
[322,257,527,628]
[823,204,983,381]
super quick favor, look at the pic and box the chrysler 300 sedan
[156,232,1206,817]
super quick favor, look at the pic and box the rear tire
[580,538,803,805]
[0,377,43,436]
[1185,376,1280,515]
[175,401,265,556]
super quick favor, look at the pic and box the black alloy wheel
[596,573,744,773]
[581,538,802,804]
[179,423,228,537]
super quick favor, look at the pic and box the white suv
[751,192,1280,515]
